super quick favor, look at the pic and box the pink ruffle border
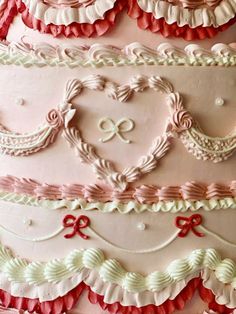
[0,278,235,314]
[15,0,126,37]
[0,0,235,39]
[127,0,236,40]
[0,0,18,39]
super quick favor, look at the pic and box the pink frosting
[0,175,234,202]
[206,183,233,199]
[157,186,182,201]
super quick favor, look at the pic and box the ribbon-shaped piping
[175,214,205,238]
[98,117,134,144]
[63,214,90,239]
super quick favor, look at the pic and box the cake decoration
[215,97,225,107]
[0,0,17,39]
[16,0,126,37]
[0,0,235,312]
[1,41,236,67]
[62,214,90,239]
[1,212,236,253]
[0,175,235,212]
[0,75,234,193]
[98,117,135,144]
[127,0,236,39]
[0,278,233,314]
[175,214,205,238]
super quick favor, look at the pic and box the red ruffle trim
[15,0,126,37]
[0,277,235,314]
[0,0,18,39]
[127,0,236,40]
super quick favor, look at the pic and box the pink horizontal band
[0,175,235,202]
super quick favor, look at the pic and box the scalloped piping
[0,245,236,294]
[0,278,234,313]
[1,191,235,212]
[0,268,235,309]
[0,41,235,67]
[127,0,236,40]
[135,0,236,28]
[20,0,116,25]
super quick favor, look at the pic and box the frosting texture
[0,42,236,67]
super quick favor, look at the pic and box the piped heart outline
[0,74,235,191]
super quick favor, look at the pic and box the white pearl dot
[215,97,225,107]
[137,222,146,231]
[23,218,32,226]
[15,98,25,106]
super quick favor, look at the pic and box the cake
[0,1,235,313]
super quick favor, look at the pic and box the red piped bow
[175,214,205,238]
[63,214,90,240]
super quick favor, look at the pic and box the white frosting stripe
[0,42,235,68]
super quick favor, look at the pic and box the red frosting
[0,0,235,39]
[15,0,126,38]
[127,0,236,40]
[0,0,18,39]
[0,278,235,314]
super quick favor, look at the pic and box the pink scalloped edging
[0,175,235,202]
[15,0,126,37]
[0,0,18,39]
[127,0,236,40]
[0,278,235,314]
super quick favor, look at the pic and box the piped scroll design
[0,75,235,191]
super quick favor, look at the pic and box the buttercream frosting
[0,41,235,67]
[20,0,117,25]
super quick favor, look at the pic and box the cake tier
[0,58,234,313]
[0,1,235,313]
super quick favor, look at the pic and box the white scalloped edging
[137,0,236,27]
[0,191,235,213]
[0,246,236,293]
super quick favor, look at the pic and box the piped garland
[0,245,235,291]
[0,75,235,191]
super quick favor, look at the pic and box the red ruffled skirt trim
[0,277,235,314]
[15,0,126,38]
[127,0,236,40]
